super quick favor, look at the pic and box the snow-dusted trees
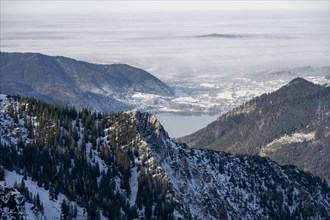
[0,95,178,219]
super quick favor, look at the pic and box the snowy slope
[178,77,330,184]
[1,94,330,219]
[3,171,86,220]
[135,111,330,219]
[0,183,27,219]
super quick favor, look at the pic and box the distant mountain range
[194,33,296,40]
[178,78,330,184]
[0,52,174,112]
[1,94,329,219]
[195,33,246,38]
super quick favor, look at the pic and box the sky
[2,1,328,13]
[1,1,329,78]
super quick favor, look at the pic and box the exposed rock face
[178,78,330,184]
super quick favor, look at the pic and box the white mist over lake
[1,1,329,79]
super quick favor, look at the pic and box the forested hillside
[0,94,176,219]
[178,78,330,184]
[0,52,174,112]
[0,94,329,219]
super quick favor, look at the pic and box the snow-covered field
[259,132,316,157]
[122,66,329,115]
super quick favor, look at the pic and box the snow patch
[129,166,139,206]
[217,91,234,100]
[0,94,7,101]
[4,170,86,220]
[200,83,216,88]
[259,132,315,156]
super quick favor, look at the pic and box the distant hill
[178,78,330,184]
[0,52,174,112]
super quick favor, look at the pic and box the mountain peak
[287,77,313,86]
[178,78,330,184]
[135,110,171,144]
[289,77,308,84]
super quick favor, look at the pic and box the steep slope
[1,94,330,219]
[0,184,45,220]
[0,185,27,220]
[137,112,330,219]
[178,78,330,183]
[0,94,182,219]
[0,52,174,112]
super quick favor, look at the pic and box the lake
[155,113,219,138]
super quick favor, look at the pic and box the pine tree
[61,199,69,220]
[0,166,4,180]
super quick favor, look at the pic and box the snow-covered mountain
[178,78,330,185]
[0,94,329,219]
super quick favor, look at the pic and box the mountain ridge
[177,78,330,184]
[0,51,174,113]
[1,94,329,219]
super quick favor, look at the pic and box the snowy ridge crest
[0,95,330,219]
[134,111,330,219]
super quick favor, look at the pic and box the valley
[1,1,329,219]
[0,66,329,219]
[131,66,329,137]
[2,52,328,119]
[124,66,329,115]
